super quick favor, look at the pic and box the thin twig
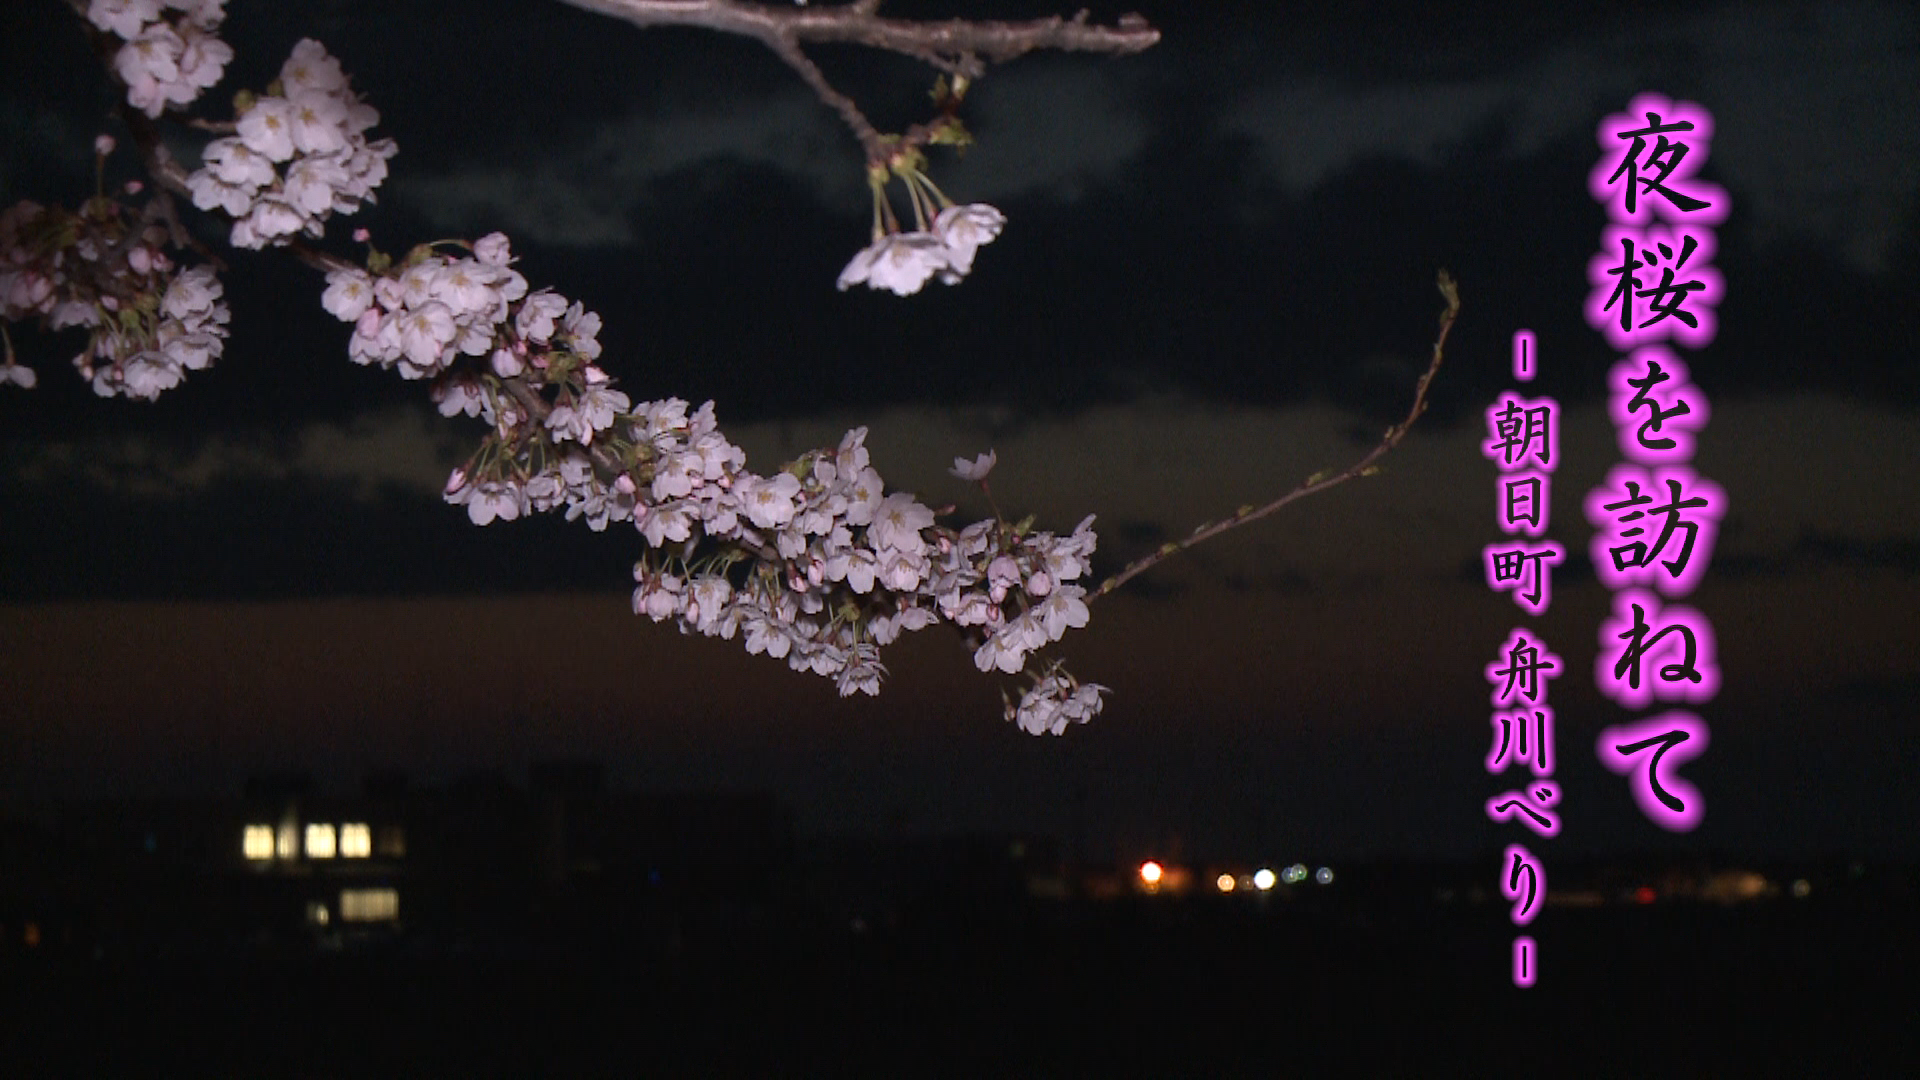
[1089,271,1462,602]
[765,35,889,162]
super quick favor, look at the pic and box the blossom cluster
[1007,667,1110,737]
[185,40,396,249]
[322,234,600,386]
[87,0,233,118]
[0,199,228,400]
[837,203,1006,296]
[317,230,1104,726]
[35,3,1122,733]
[618,418,1101,703]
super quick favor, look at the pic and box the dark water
[6,899,1911,1075]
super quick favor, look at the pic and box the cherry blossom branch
[551,0,1159,162]
[1089,270,1462,601]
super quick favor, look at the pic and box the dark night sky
[1,1,1915,861]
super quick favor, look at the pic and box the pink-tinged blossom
[836,233,954,296]
[160,265,223,323]
[1,268,54,317]
[877,551,926,593]
[835,644,886,697]
[490,345,524,378]
[515,291,567,343]
[397,301,456,373]
[741,472,802,530]
[116,22,183,87]
[932,203,1006,277]
[1039,514,1099,581]
[160,330,218,371]
[545,403,592,444]
[871,604,937,645]
[631,570,684,621]
[986,555,1021,592]
[741,614,793,660]
[949,449,996,482]
[974,626,1032,675]
[650,451,700,501]
[836,426,872,475]
[237,97,298,161]
[321,268,374,321]
[183,40,388,247]
[840,466,884,527]
[284,155,349,214]
[687,576,733,634]
[464,481,524,526]
[1,363,38,389]
[185,173,248,217]
[1036,585,1090,641]
[576,386,630,433]
[171,31,231,102]
[240,199,305,246]
[940,588,998,628]
[871,492,933,555]
[431,375,487,419]
[430,262,504,318]
[201,138,275,188]
[560,301,602,359]
[473,232,513,267]
[115,351,185,400]
[280,38,347,97]
[639,503,695,547]
[88,0,163,39]
[827,546,879,593]
[348,316,402,367]
[1007,674,1108,736]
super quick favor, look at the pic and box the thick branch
[553,0,1159,68]
[1090,271,1463,601]
[553,0,1158,161]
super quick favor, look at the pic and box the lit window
[340,823,372,859]
[243,824,274,860]
[305,901,331,927]
[305,823,337,859]
[276,824,298,859]
[340,887,399,923]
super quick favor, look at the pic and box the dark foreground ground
[5,896,1913,1076]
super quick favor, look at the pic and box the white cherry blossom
[321,268,374,321]
[741,472,802,530]
[933,203,1006,276]
[950,449,996,482]
[836,232,953,296]
[871,492,934,554]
